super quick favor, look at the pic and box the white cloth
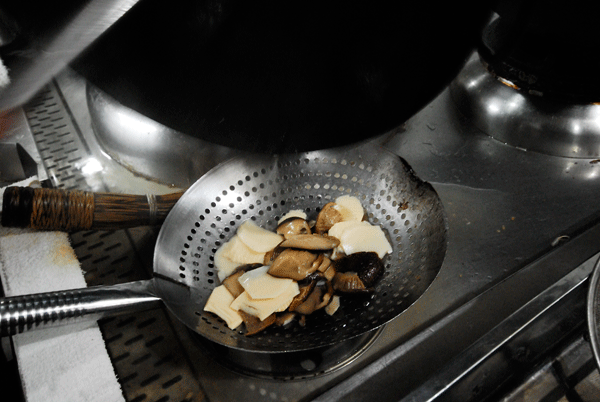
[0,229,125,402]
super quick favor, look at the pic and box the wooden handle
[1,187,184,231]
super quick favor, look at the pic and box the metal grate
[22,81,206,402]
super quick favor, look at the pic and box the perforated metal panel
[23,82,206,402]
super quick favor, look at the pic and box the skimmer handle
[0,280,161,336]
[1,186,184,231]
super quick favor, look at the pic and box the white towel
[0,229,125,402]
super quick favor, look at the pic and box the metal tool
[0,142,447,352]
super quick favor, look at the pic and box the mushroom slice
[293,280,333,315]
[239,311,276,336]
[317,281,334,310]
[322,263,336,282]
[334,251,385,287]
[293,286,324,315]
[279,234,340,250]
[221,270,245,298]
[263,245,284,266]
[315,202,343,234]
[311,253,325,272]
[357,253,385,287]
[268,249,318,281]
[275,311,297,326]
[277,217,312,239]
[332,272,371,294]
[317,255,332,273]
[288,280,317,311]
[314,280,335,310]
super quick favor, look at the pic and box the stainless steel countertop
[314,55,600,400]
[148,55,600,400]
[4,54,600,401]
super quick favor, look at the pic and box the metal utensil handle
[0,280,161,336]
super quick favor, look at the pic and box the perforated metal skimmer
[154,141,448,352]
[0,140,447,354]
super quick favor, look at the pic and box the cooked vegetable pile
[203,195,392,335]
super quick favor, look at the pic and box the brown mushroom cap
[239,310,277,336]
[267,248,318,280]
[263,245,284,266]
[315,202,343,234]
[275,312,297,326]
[317,255,332,273]
[332,271,371,293]
[322,263,336,282]
[221,270,245,298]
[311,253,325,272]
[279,234,340,250]
[293,280,335,315]
[315,280,334,310]
[288,280,317,311]
[277,217,312,239]
[293,286,323,315]
[333,251,385,287]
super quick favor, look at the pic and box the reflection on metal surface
[451,55,600,158]
[0,281,161,336]
[86,83,247,188]
[79,157,103,175]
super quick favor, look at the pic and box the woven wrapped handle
[1,187,183,231]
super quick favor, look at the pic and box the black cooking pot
[68,1,491,153]
[67,0,492,153]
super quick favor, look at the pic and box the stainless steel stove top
[3,52,600,401]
